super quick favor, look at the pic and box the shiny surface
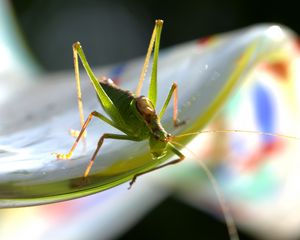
[0,24,294,206]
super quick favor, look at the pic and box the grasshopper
[53,20,186,188]
[51,19,251,240]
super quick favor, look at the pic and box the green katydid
[53,20,186,187]
[52,20,299,185]
[53,19,300,240]
[52,20,243,240]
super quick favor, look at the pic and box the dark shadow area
[120,196,256,240]
[12,0,300,71]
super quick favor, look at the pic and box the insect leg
[128,143,185,189]
[135,20,163,96]
[53,111,116,160]
[70,42,86,138]
[73,42,126,129]
[84,134,138,177]
[159,83,185,127]
[148,20,163,107]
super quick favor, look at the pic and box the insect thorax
[135,96,169,141]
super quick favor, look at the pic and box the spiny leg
[129,143,185,189]
[84,134,138,177]
[148,20,163,107]
[53,111,116,159]
[73,42,126,129]
[135,20,162,96]
[70,42,86,138]
[159,83,185,127]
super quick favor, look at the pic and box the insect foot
[174,119,186,128]
[128,176,137,190]
[70,129,80,138]
[52,152,72,160]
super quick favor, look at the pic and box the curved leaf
[0,24,294,207]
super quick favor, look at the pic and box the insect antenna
[173,129,300,141]
[170,129,300,239]
[170,140,239,240]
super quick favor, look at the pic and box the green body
[56,19,239,240]
[69,19,184,183]
[99,79,169,158]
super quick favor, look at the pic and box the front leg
[129,143,185,189]
[83,134,138,177]
[53,111,119,159]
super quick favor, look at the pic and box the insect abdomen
[100,81,133,115]
[98,80,150,138]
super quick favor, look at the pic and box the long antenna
[173,129,300,141]
[171,140,240,240]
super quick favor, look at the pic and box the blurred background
[10,0,300,71]
[1,0,300,239]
